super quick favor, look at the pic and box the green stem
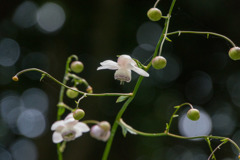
[102,76,144,160]
[13,68,132,97]
[166,31,236,47]
[206,138,216,160]
[146,0,177,69]
[102,0,178,159]
[166,102,193,133]
[208,140,227,160]
[57,143,63,160]
[82,120,99,124]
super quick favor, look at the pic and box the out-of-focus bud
[86,86,93,93]
[152,56,167,69]
[12,76,19,81]
[70,61,84,73]
[90,121,111,142]
[73,109,85,120]
[229,47,240,60]
[187,108,200,121]
[147,8,162,21]
[66,87,79,99]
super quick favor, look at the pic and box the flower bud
[86,86,93,93]
[70,61,84,73]
[152,56,167,69]
[12,76,19,81]
[98,121,111,131]
[90,121,111,142]
[73,109,85,120]
[187,108,200,121]
[66,87,79,99]
[229,47,240,60]
[147,8,162,21]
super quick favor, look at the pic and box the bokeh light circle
[21,88,49,113]
[10,138,38,160]
[36,2,66,33]
[178,107,212,139]
[12,1,38,28]
[17,109,46,138]
[0,38,20,67]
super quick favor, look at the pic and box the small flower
[51,113,89,143]
[90,121,111,142]
[97,55,149,84]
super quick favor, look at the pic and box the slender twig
[206,138,216,160]
[166,31,236,47]
[208,140,228,160]
[13,68,132,97]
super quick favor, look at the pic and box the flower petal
[131,65,149,77]
[117,55,135,68]
[114,69,131,82]
[52,132,63,143]
[73,122,90,137]
[74,122,90,133]
[51,120,64,131]
[97,60,119,70]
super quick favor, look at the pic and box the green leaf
[165,36,172,42]
[40,74,46,81]
[116,96,129,103]
[166,123,169,130]
[120,124,128,137]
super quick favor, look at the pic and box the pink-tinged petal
[101,131,111,142]
[114,69,131,82]
[97,60,119,70]
[117,55,134,68]
[64,113,74,120]
[52,132,63,143]
[130,65,149,77]
[51,120,64,131]
[74,122,90,133]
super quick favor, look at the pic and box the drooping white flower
[51,113,89,143]
[97,55,149,83]
[90,121,111,142]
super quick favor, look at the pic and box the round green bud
[187,108,200,121]
[147,8,162,21]
[73,109,85,120]
[70,61,84,73]
[98,121,111,131]
[152,56,167,69]
[66,87,79,99]
[229,47,240,60]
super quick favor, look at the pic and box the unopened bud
[66,87,79,99]
[86,86,93,93]
[98,121,111,131]
[73,109,85,120]
[12,76,19,81]
[70,61,84,73]
[187,108,200,121]
[147,8,162,21]
[152,56,167,70]
[229,47,240,60]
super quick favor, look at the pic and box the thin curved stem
[118,119,240,154]
[166,31,236,47]
[208,140,227,160]
[153,0,160,8]
[13,68,132,97]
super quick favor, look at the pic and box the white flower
[97,55,149,83]
[51,113,89,143]
[90,121,111,142]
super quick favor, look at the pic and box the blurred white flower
[90,121,111,142]
[51,113,89,143]
[97,55,149,84]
